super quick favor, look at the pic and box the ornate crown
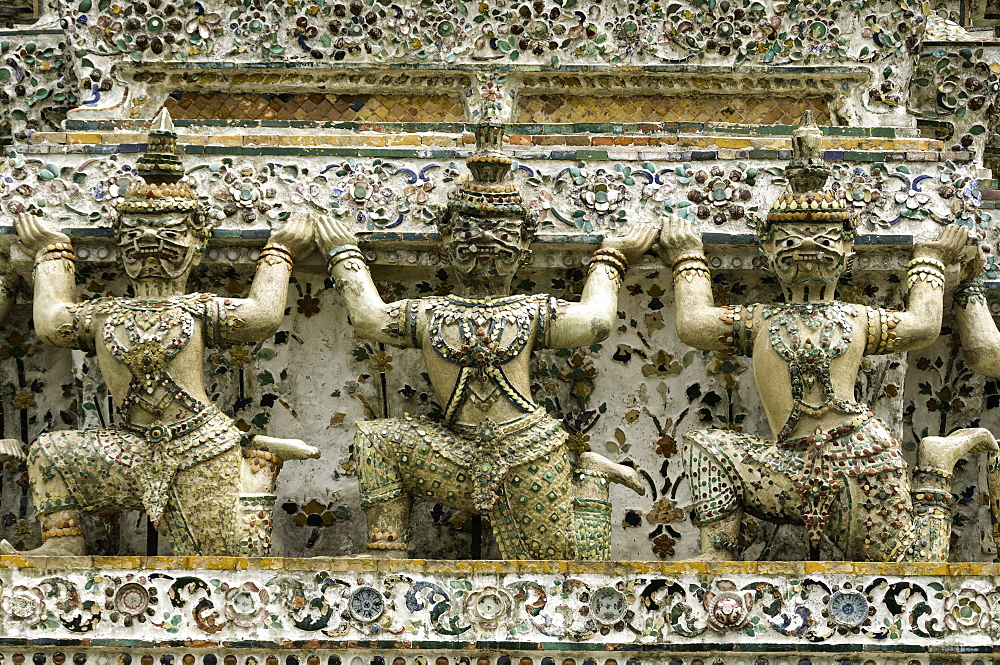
[760,111,855,238]
[116,108,203,219]
[445,118,527,219]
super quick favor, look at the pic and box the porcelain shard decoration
[1,109,320,557]
[661,112,999,562]
[317,119,654,560]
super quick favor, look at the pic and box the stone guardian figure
[0,252,28,462]
[953,247,1000,555]
[659,113,997,561]
[315,120,652,560]
[1,109,318,556]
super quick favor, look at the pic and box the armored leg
[573,468,612,560]
[163,446,242,556]
[832,467,913,561]
[574,452,646,560]
[491,450,577,560]
[910,428,998,561]
[356,422,413,556]
[682,436,747,560]
[356,419,478,556]
[0,432,101,555]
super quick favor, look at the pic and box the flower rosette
[1,585,46,627]
[464,586,512,631]
[105,575,158,626]
[222,581,270,628]
[700,580,756,633]
[944,588,994,632]
[822,583,875,634]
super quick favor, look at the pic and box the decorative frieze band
[0,559,999,650]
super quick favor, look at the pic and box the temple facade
[0,0,999,663]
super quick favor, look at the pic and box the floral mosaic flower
[212,164,279,222]
[184,2,221,40]
[944,588,994,632]
[894,181,931,211]
[331,161,402,229]
[1,585,46,626]
[297,293,321,317]
[651,533,677,558]
[683,164,754,225]
[464,586,512,630]
[703,581,754,632]
[338,166,394,212]
[227,346,253,368]
[89,15,124,47]
[104,574,158,626]
[231,8,272,54]
[559,165,633,231]
[646,497,685,524]
[222,581,270,628]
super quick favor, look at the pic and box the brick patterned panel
[164,92,467,122]
[516,95,831,125]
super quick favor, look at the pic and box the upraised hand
[961,243,987,282]
[914,224,971,266]
[269,213,315,258]
[13,212,71,256]
[313,213,359,256]
[600,223,658,263]
[657,214,704,264]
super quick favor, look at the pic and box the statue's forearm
[32,252,78,346]
[670,256,734,351]
[225,260,295,343]
[892,255,947,352]
[545,263,621,348]
[955,280,1000,377]
[329,256,404,346]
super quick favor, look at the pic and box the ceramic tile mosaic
[0,559,996,647]
[0,0,997,587]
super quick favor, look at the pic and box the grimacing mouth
[449,236,522,265]
[122,242,185,263]
[770,246,846,283]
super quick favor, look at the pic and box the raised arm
[656,214,738,351]
[315,214,416,347]
[886,224,968,353]
[544,224,657,349]
[222,213,315,344]
[954,245,1000,377]
[13,212,78,347]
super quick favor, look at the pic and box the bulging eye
[160,230,181,240]
[783,238,795,247]
[819,238,833,246]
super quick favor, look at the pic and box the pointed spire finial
[137,107,183,185]
[468,118,511,185]
[761,112,855,237]
[784,111,829,195]
[444,119,525,221]
[153,107,175,134]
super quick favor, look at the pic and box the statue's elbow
[905,324,943,352]
[964,347,1000,379]
[675,314,704,349]
[260,317,284,340]
[590,314,614,343]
